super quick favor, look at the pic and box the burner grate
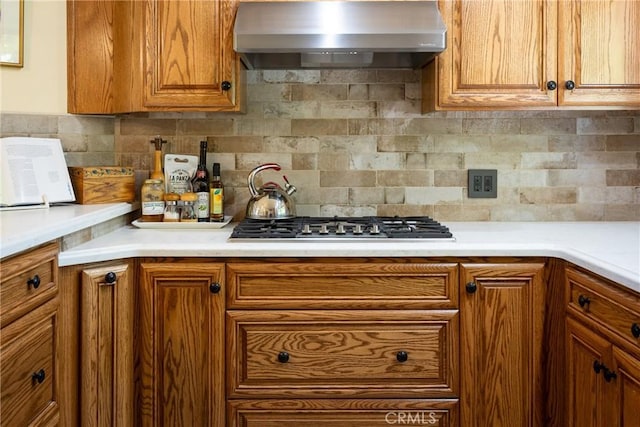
[230,216,453,240]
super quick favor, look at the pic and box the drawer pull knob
[209,283,221,294]
[593,360,605,374]
[396,351,409,363]
[465,282,477,294]
[603,368,617,382]
[277,351,290,363]
[27,275,41,289]
[31,369,46,384]
[221,80,232,91]
[578,294,590,308]
[104,271,117,284]
[632,323,640,339]
[546,80,557,91]
[565,80,576,90]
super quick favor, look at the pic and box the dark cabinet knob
[465,282,477,294]
[593,360,605,374]
[396,351,409,363]
[221,81,232,91]
[209,283,221,294]
[278,351,290,363]
[603,368,617,382]
[631,323,640,339]
[578,294,590,308]
[27,274,41,289]
[104,271,117,284]
[31,369,46,384]
[546,81,557,91]
[565,80,576,90]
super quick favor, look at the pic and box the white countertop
[1,203,637,292]
[0,202,137,258]
[57,219,640,293]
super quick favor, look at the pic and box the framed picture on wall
[0,0,24,67]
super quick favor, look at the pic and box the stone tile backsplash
[1,69,638,221]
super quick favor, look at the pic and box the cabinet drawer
[227,310,458,398]
[229,399,459,427]
[0,299,59,426]
[227,262,458,309]
[567,268,640,349]
[1,242,58,327]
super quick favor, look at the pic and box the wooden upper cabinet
[424,0,640,110]
[424,0,557,110]
[67,0,242,114]
[558,0,640,106]
[142,0,240,110]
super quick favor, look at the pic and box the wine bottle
[209,163,224,222]
[193,141,210,222]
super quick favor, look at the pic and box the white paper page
[0,137,76,206]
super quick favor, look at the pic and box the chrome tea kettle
[245,163,297,219]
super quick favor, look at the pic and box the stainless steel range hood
[233,1,446,69]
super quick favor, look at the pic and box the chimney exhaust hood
[233,1,446,70]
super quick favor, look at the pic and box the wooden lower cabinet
[226,260,460,426]
[228,399,458,427]
[80,263,134,427]
[138,262,225,426]
[459,262,547,427]
[566,267,640,427]
[0,242,60,427]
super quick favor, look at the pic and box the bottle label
[211,188,224,215]
[196,192,210,219]
[142,201,165,215]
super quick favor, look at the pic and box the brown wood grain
[0,242,58,328]
[80,263,134,427]
[558,0,640,106]
[67,0,115,113]
[228,398,459,427]
[611,346,640,427]
[227,262,458,310]
[566,317,611,427]
[425,0,557,110]
[138,262,225,426]
[227,310,458,398]
[460,262,546,427]
[0,299,59,426]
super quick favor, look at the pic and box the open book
[0,137,76,207]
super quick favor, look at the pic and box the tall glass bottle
[193,141,210,222]
[209,162,224,222]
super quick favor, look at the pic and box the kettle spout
[283,175,297,196]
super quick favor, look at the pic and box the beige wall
[0,0,67,114]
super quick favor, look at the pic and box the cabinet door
[138,262,225,427]
[80,263,134,427]
[611,347,640,427]
[424,0,557,110]
[459,262,545,427]
[566,317,611,427]
[142,0,240,110]
[558,0,640,106]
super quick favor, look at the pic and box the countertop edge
[0,203,137,258]
[57,230,640,293]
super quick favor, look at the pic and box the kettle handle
[248,163,281,197]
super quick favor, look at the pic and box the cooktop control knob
[319,224,329,234]
[370,224,380,235]
[354,224,363,235]
[336,223,346,234]
[302,224,312,234]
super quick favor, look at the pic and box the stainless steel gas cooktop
[230,216,454,240]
